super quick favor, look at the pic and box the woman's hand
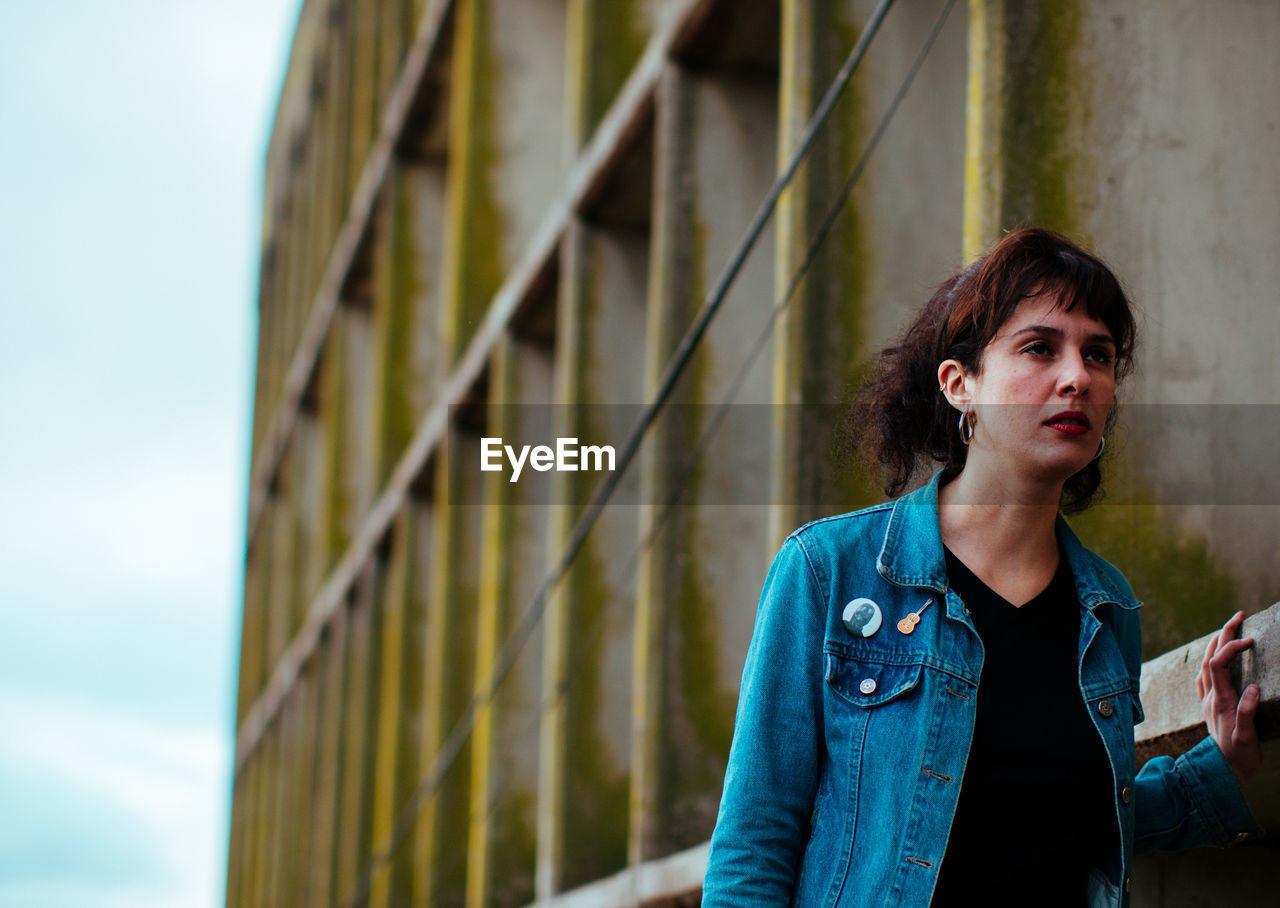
[1196,610,1262,786]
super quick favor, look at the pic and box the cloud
[0,690,229,908]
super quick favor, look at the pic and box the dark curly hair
[855,227,1137,513]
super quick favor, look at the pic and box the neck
[936,461,1063,575]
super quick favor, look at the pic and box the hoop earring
[1092,436,1105,461]
[958,411,974,446]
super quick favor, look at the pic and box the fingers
[1199,611,1253,717]
[1199,619,1228,696]
[1211,638,1252,712]
[1234,684,1261,749]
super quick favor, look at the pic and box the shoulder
[780,501,896,589]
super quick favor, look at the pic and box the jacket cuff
[1178,736,1263,844]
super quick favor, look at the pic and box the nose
[1058,349,1091,397]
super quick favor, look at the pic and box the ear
[937,359,973,411]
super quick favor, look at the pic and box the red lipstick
[1045,410,1091,435]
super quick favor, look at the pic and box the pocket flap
[825,653,924,708]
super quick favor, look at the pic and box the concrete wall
[230,1,1280,905]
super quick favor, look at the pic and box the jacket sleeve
[701,536,827,906]
[1133,735,1262,853]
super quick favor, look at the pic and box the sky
[0,1,302,905]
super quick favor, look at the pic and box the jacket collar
[876,470,1141,611]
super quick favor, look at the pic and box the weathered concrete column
[536,17,659,892]
[349,0,380,200]
[321,299,377,574]
[963,0,1090,258]
[536,216,649,898]
[284,658,321,908]
[564,0,655,152]
[294,408,327,622]
[265,703,293,907]
[368,501,431,908]
[333,569,385,906]
[771,0,966,541]
[466,333,553,908]
[236,523,271,726]
[266,452,298,671]
[439,0,566,363]
[413,430,483,908]
[238,735,262,908]
[631,55,779,865]
[305,605,348,906]
[369,159,447,487]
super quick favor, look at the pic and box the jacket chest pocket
[824,650,925,708]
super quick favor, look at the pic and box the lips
[1045,410,1091,435]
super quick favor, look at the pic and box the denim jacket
[703,472,1259,907]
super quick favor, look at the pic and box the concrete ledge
[1135,601,1280,764]
[524,842,706,908]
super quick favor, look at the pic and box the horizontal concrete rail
[522,842,706,908]
[1135,601,1280,761]
[1136,600,1280,834]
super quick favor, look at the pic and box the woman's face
[953,292,1118,485]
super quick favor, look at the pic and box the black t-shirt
[930,547,1116,908]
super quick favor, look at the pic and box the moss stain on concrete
[560,535,630,890]
[1071,476,1241,661]
[998,0,1089,238]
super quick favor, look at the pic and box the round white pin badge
[842,597,882,638]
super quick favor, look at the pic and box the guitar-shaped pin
[897,596,935,635]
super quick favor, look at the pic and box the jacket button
[1235,831,1252,842]
[1098,699,1114,718]
[1121,785,1133,805]
[859,678,877,694]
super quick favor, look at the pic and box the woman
[701,228,1262,907]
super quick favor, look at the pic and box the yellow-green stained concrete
[376,0,406,121]
[333,577,385,906]
[349,0,379,201]
[467,336,543,908]
[285,662,320,907]
[567,0,651,147]
[997,0,1088,238]
[558,535,631,891]
[771,0,880,546]
[292,415,322,633]
[372,165,438,486]
[415,432,482,908]
[1069,463,1243,662]
[266,702,293,906]
[307,611,348,908]
[368,506,425,908]
[267,453,297,671]
[237,742,259,908]
[236,531,270,723]
[964,0,1089,253]
[441,0,507,363]
[537,222,646,897]
[322,325,351,573]
[632,60,781,861]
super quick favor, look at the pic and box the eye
[1021,340,1053,356]
[1085,346,1115,365]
